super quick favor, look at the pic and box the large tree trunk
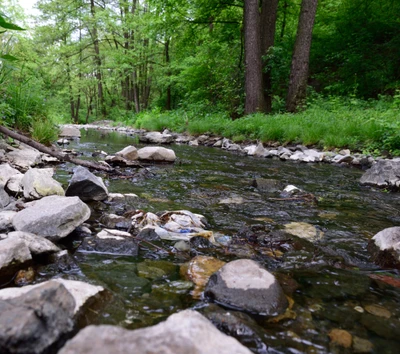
[244,0,265,115]
[165,39,171,111]
[0,125,113,172]
[90,0,106,118]
[261,0,279,113]
[286,0,318,112]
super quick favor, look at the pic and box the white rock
[0,279,103,316]
[137,146,176,162]
[115,145,138,161]
[22,168,65,200]
[7,231,60,255]
[0,163,21,188]
[0,238,32,270]
[0,211,17,231]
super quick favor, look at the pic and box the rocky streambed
[1,126,400,353]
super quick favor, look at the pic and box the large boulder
[0,237,32,278]
[139,131,174,144]
[204,259,288,316]
[7,231,60,256]
[360,159,400,188]
[65,166,108,201]
[13,196,91,241]
[60,126,81,138]
[0,281,75,354]
[21,168,65,200]
[115,145,138,161]
[137,146,176,162]
[0,279,104,317]
[59,310,252,354]
[368,227,400,269]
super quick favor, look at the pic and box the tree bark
[244,0,265,114]
[90,0,106,118]
[261,0,279,113]
[0,125,113,172]
[286,0,318,112]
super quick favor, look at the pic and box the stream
[48,129,400,353]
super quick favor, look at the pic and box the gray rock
[139,131,174,144]
[368,227,400,269]
[360,160,400,188]
[6,146,41,171]
[189,139,199,146]
[5,173,23,195]
[0,186,10,209]
[0,281,75,354]
[0,211,17,232]
[60,126,81,138]
[21,168,65,200]
[137,146,176,162]
[59,309,252,354]
[0,238,32,278]
[115,145,138,161]
[0,279,104,316]
[57,138,70,145]
[213,139,223,147]
[0,163,21,188]
[65,166,108,201]
[13,196,91,240]
[48,250,80,273]
[252,178,282,193]
[204,259,288,316]
[7,231,60,256]
[333,154,353,164]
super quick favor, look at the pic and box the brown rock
[328,329,352,348]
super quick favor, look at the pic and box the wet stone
[328,328,352,348]
[204,259,288,316]
[79,236,139,256]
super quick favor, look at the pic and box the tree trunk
[165,39,171,111]
[0,125,113,172]
[90,0,106,118]
[286,0,318,112]
[244,0,265,114]
[261,0,279,113]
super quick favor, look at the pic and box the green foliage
[30,118,59,145]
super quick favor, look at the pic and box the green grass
[120,96,400,156]
[30,118,59,146]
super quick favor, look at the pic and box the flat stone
[58,310,252,354]
[97,229,131,240]
[21,168,65,200]
[13,196,91,240]
[284,222,324,241]
[360,160,400,188]
[65,166,108,201]
[79,235,139,256]
[204,259,288,316]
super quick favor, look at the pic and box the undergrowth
[116,96,400,155]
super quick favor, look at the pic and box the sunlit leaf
[0,54,18,61]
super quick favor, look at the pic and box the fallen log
[0,124,114,172]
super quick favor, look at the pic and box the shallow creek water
[49,129,400,353]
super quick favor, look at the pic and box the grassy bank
[115,96,400,156]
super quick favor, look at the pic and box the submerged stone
[204,259,288,316]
